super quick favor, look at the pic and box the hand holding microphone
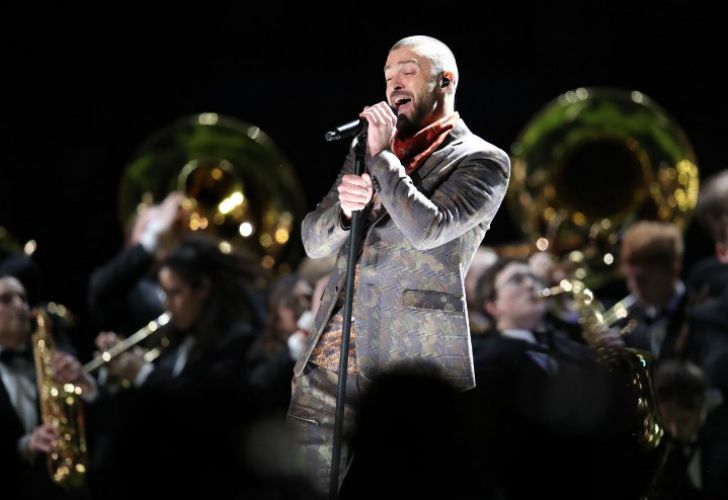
[325,102,397,157]
[326,102,396,219]
[338,173,373,219]
[359,102,397,157]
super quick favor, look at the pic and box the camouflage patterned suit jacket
[295,119,510,390]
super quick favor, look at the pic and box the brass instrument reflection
[538,279,663,450]
[118,113,307,277]
[31,309,88,488]
[82,312,171,375]
[508,87,699,290]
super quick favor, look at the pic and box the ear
[484,300,498,319]
[440,71,456,91]
[717,242,728,264]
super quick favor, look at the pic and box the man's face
[621,262,676,309]
[384,46,439,136]
[487,262,547,330]
[159,267,210,331]
[659,400,706,443]
[716,222,728,264]
[0,276,30,349]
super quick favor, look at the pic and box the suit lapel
[412,142,456,184]
[0,371,26,437]
[365,120,468,231]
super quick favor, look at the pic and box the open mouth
[391,94,412,113]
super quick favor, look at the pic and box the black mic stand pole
[328,130,366,499]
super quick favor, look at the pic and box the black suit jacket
[469,330,656,500]
[87,244,164,335]
[96,320,258,499]
[0,359,80,500]
[0,370,28,499]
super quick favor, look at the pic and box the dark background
[1,2,725,346]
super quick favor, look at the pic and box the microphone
[324,118,365,142]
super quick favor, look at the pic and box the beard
[396,89,437,137]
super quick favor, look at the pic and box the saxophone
[31,308,88,488]
[542,279,664,450]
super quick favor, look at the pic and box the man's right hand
[338,173,373,219]
[28,423,58,454]
[94,332,145,381]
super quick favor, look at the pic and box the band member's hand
[28,423,58,454]
[338,173,373,219]
[95,331,121,352]
[94,331,144,382]
[52,351,96,395]
[105,348,145,382]
[583,325,625,349]
[597,329,626,348]
[129,191,187,250]
[359,102,397,156]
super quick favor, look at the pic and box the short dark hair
[654,360,708,410]
[474,256,525,315]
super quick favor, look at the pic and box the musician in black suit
[650,360,728,500]
[0,274,95,500]
[469,256,653,500]
[619,221,690,362]
[90,235,265,499]
[87,192,186,337]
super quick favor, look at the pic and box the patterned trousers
[287,363,368,496]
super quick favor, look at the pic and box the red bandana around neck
[391,112,460,175]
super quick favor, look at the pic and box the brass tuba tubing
[82,312,171,374]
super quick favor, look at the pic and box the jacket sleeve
[300,148,357,258]
[87,244,156,328]
[367,147,510,250]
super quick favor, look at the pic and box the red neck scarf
[391,112,459,174]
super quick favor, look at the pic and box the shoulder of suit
[452,120,510,168]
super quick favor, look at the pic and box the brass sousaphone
[118,113,307,276]
[509,88,701,451]
[508,87,699,287]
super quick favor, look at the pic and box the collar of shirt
[501,329,538,344]
[643,281,686,320]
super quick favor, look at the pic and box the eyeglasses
[496,271,545,290]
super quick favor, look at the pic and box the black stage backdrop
[0,1,724,351]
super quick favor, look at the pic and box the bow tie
[0,347,33,365]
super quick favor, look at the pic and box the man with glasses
[470,256,625,499]
[0,274,95,499]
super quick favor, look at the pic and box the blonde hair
[621,221,683,270]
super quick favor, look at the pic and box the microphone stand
[328,130,366,499]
